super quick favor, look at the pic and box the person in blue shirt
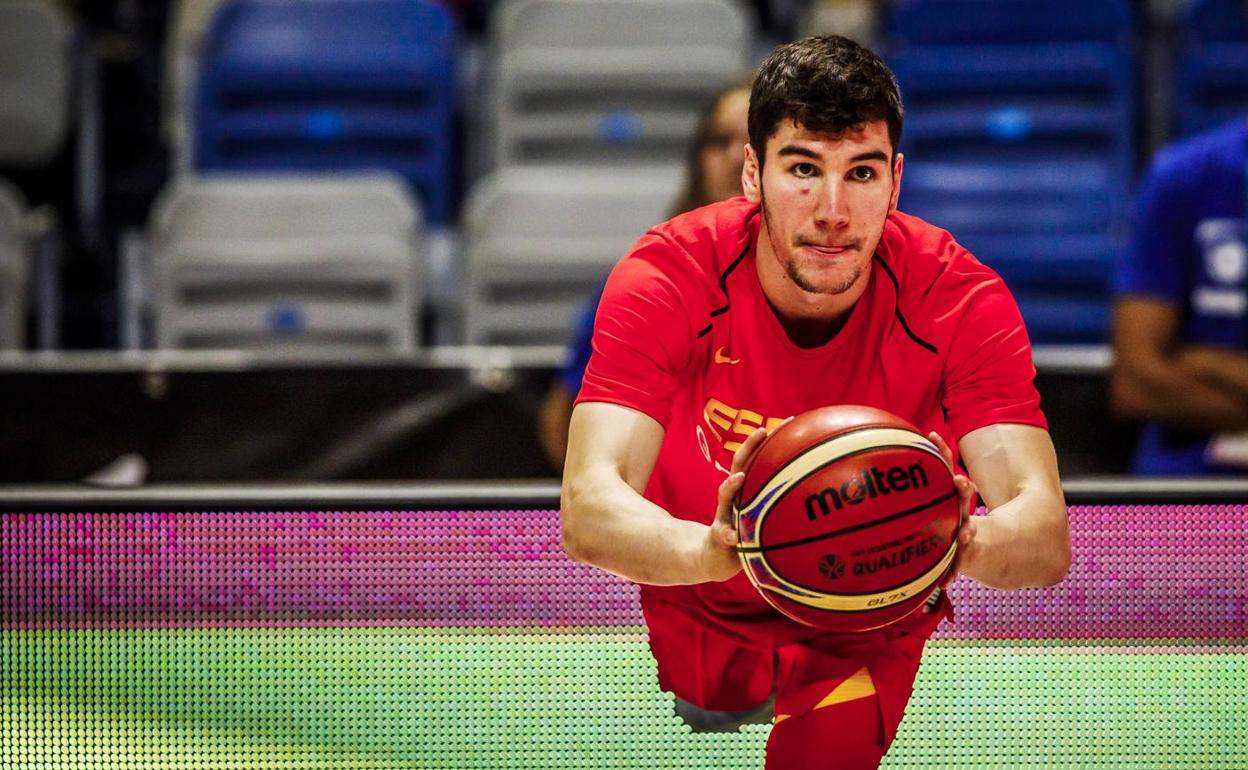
[1111,118,1248,474]
[537,75,753,471]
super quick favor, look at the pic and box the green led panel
[3,628,1245,769]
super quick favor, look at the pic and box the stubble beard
[785,255,862,295]
[761,188,863,296]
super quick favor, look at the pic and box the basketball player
[560,36,1070,769]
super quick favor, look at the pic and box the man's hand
[699,427,770,583]
[928,431,977,586]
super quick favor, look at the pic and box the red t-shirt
[576,197,1046,643]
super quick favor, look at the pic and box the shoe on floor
[674,693,776,732]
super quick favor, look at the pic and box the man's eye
[793,163,817,178]
[850,166,875,182]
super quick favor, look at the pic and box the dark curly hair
[748,36,903,167]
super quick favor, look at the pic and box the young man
[561,36,1070,769]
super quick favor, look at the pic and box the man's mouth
[800,242,855,256]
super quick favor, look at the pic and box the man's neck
[753,228,871,348]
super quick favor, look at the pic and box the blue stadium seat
[888,0,1131,46]
[887,0,1135,344]
[194,0,456,223]
[1175,0,1248,137]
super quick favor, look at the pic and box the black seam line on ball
[736,490,958,554]
[736,426,927,509]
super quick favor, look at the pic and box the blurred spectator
[1110,117,1248,474]
[537,74,752,471]
[796,0,878,49]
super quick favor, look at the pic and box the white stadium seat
[0,0,72,168]
[487,0,751,169]
[150,173,423,352]
[0,181,28,349]
[463,165,680,345]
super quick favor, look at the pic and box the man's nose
[813,180,850,228]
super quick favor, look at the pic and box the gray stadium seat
[0,181,28,349]
[163,0,234,168]
[487,0,751,169]
[463,166,680,345]
[150,173,423,352]
[0,0,72,167]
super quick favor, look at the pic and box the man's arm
[560,401,763,586]
[1111,296,1248,433]
[956,423,1070,590]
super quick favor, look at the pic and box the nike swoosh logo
[714,346,741,365]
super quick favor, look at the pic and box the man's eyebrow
[849,151,889,163]
[775,146,890,164]
[776,145,821,160]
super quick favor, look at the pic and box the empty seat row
[174,0,750,226]
[1175,0,1248,135]
[131,166,680,350]
[195,0,458,223]
[3,0,1247,352]
[886,0,1138,343]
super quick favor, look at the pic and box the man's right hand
[699,426,770,582]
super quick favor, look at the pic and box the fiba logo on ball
[818,554,845,579]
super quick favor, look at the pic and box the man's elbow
[1037,520,1072,587]
[558,487,596,565]
[559,515,591,564]
[1038,545,1071,587]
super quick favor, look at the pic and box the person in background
[537,74,754,471]
[1110,118,1248,474]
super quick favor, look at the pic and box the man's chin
[787,263,862,296]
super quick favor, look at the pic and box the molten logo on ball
[804,463,929,520]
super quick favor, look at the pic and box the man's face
[742,119,902,299]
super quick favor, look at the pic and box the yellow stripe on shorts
[773,667,876,724]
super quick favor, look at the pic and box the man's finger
[928,430,953,465]
[958,517,976,546]
[731,427,769,474]
[953,474,974,496]
[716,472,745,524]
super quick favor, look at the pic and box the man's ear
[742,144,762,204]
[888,152,904,213]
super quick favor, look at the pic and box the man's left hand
[928,431,976,586]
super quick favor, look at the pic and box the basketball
[734,405,961,632]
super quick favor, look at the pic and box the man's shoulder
[878,210,999,293]
[637,197,759,279]
[876,211,1019,342]
[603,199,758,329]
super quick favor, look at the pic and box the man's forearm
[959,490,1070,590]
[561,474,711,586]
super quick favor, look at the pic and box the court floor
[3,627,1245,769]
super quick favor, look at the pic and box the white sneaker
[674,692,776,732]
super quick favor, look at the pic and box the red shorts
[640,587,947,769]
